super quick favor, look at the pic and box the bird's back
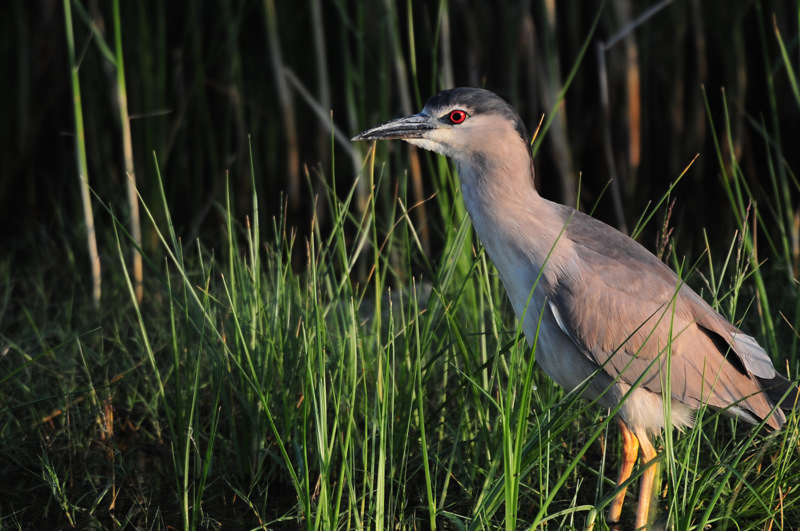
[511,199,794,431]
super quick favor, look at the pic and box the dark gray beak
[351,113,435,141]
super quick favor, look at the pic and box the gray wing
[549,207,784,425]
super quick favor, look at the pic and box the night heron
[352,87,797,528]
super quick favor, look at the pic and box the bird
[352,87,798,529]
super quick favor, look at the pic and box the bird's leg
[608,420,639,523]
[634,430,658,530]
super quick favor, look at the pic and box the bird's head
[352,87,532,169]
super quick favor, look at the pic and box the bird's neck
[456,146,540,219]
[454,145,570,315]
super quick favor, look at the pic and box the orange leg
[608,420,639,523]
[634,429,658,530]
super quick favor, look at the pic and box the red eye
[448,110,467,124]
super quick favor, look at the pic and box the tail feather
[757,374,799,413]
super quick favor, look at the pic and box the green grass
[3,124,799,529]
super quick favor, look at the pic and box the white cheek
[405,137,445,154]
[405,129,462,158]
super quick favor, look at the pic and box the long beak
[351,113,435,141]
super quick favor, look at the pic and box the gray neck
[454,139,575,322]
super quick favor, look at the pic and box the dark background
[2,0,798,275]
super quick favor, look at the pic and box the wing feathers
[549,207,790,427]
